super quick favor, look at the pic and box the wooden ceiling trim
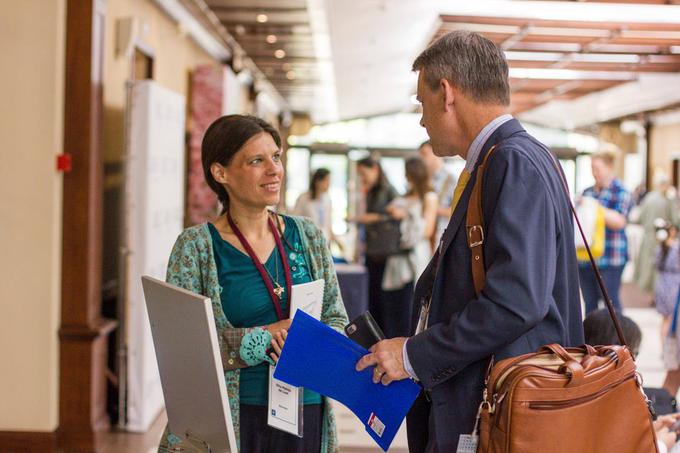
[440,15,680,32]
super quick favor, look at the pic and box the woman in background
[353,157,399,334]
[379,157,438,337]
[161,115,348,453]
[292,168,335,243]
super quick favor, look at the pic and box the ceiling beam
[501,24,532,50]
[210,6,307,13]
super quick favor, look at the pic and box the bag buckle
[467,225,484,248]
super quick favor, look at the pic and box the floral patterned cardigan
[160,215,349,453]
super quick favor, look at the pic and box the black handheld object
[344,311,385,349]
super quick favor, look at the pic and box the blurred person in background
[418,140,456,251]
[352,157,399,332]
[654,221,680,341]
[292,168,341,249]
[380,157,438,337]
[634,174,679,295]
[578,150,633,314]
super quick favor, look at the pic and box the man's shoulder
[486,134,549,173]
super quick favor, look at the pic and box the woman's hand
[266,318,291,336]
[386,205,407,220]
[269,329,288,363]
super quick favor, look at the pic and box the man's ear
[440,78,456,113]
[211,163,227,184]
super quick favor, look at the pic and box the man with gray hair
[356,30,584,451]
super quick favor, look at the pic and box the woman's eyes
[249,153,281,165]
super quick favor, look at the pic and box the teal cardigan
[159,215,348,453]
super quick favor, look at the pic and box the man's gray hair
[412,30,510,106]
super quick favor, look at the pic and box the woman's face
[217,132,283,210]
[316,175,331,193]
[357,165,379,188]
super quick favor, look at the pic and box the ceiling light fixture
[256,14,268,23]
[266,34,277,44]
[275,49,286,59]
[286,71,296,80]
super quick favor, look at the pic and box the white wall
[0,0,65,431]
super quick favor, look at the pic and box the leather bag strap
[465,142,628,347]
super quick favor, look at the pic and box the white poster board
[126,80,186,432]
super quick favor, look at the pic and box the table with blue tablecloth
[334,263,369,321]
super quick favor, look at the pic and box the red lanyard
[226,212,292,321]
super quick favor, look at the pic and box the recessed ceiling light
[266,34,277,44]
[286,71,296,80]
[256,14,268,23]
[274,49,286,59]
[234,25,246,35]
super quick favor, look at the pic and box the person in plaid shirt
[579,150,633,314]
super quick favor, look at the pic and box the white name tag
[267,365,303,437]
[456,434,479,453]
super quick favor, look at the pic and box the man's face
[591,157,612,188]
[416,69,457,157]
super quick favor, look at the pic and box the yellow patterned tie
[451,169,471,211]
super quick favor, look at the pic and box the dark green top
[208,216,321,405]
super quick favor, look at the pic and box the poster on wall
[187,64,251,225]
[126,80,186,432]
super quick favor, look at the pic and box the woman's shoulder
[296,191,312,202]
[174,223,211,247]
[282,213,323,239]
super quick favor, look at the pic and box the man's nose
[420,116,425,128]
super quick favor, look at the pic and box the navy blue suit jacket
[405,119,584,450]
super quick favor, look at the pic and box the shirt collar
[464,114,513,173]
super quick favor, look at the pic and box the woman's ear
[211,163,227,184]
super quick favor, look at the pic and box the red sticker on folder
[368,412,385,437]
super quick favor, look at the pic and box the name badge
[456,434,479,453]
[267,365,303,437]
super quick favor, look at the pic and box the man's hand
[355,337,409,385]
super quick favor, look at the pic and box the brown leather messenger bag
[459,143,659,453]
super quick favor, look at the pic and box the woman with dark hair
[161,115,348,453]
[292,168,335,242]
[353,157,400,335]
[379,157,438,337]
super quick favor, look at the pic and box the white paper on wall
[126,80,186,432]
[222,65,241,115]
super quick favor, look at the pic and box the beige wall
[650,122,680,182]
[102,0,220,285]
[0,0,65,431]
[597,122,637,179]
[103,0,218,164]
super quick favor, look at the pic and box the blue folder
[273,310,421,451]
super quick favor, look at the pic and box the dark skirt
[366,255,414,338]
[239,403,322,453]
